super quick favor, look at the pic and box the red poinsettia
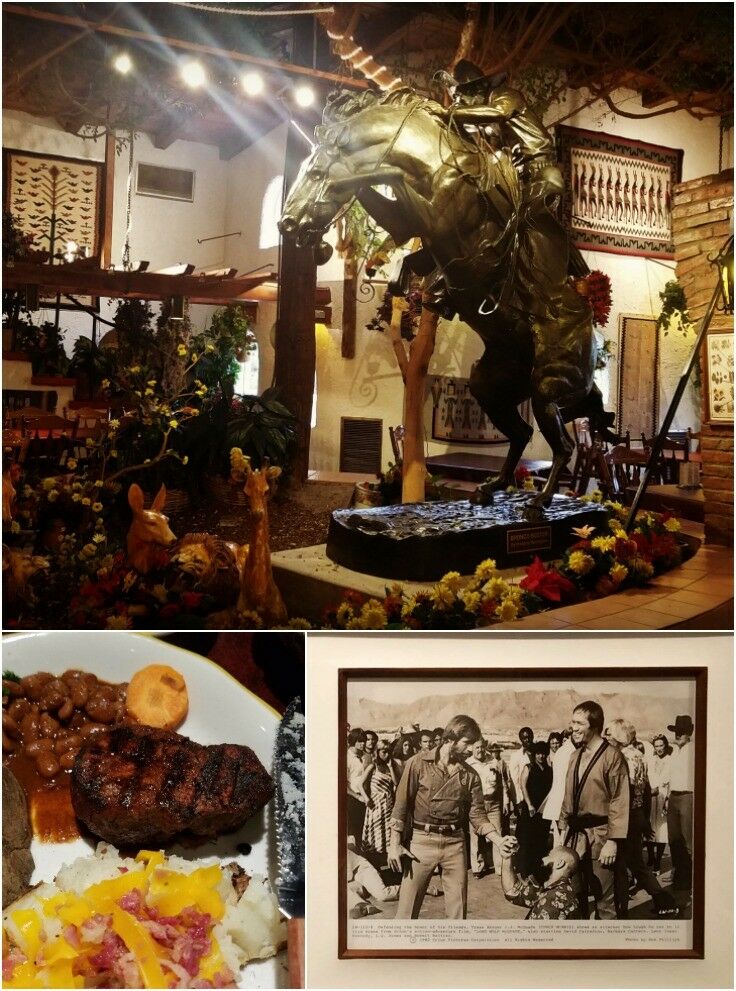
[520,557,577,603]
[586,270,612,328]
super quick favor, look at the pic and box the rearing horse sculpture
[280,87,614,513]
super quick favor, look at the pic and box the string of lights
[172,2,333,15]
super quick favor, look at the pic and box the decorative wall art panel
[617,314,659,437]
[557,126,683,259]
[705,331,734,424]
[5,149,103,258]
[431,375,530,444]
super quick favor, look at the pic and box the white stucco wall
[3,110,228,349]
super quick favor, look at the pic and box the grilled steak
[71,725,273,846]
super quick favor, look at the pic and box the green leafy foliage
[225,388,297,469]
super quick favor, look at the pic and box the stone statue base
[326,493,609,581]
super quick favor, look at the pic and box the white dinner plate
[2,631,288,989]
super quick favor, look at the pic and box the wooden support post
[273,16,317,487]
[341,256,357,359]
[101,131,115,269]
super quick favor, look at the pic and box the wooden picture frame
[4,147,106,311]
[705,331,734,425]
[556,126,683,259]
[338,666,706,960]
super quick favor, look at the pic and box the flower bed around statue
[321,497,688,630]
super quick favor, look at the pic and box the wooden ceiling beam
[2,261,332,307]
[2,5,369,90]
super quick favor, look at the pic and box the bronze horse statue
[280,87,613,512]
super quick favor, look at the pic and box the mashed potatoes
[2,843,286,988]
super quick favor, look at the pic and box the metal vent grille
[340,417,382,473]
[136,163,195,201]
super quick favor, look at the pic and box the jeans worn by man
[666,716,695,893]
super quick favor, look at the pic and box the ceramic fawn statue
[127,483,176,574]
[237,461,287,624]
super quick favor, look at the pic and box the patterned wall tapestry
[557,126,683,259]
[5,149,103,258]
[430,376,531,444]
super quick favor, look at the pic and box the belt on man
[413,822,461,834]
[670,790,693,795]
[566,813,608,830]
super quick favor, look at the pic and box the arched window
[235,331,260,395]
[259,174,284,250]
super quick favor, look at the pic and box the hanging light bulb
[112,51,133,75]
[241,70,264,96]
[294,84,315,108]
[181,60,207,89]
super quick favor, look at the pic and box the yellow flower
[92,502,103,512]
[152,584,168,604]
[42,477,57,491]
[287,617,312,629]
[81,497,91,507]
[346,616,364,630]
[474,559,498,581]
[10,521,20,533]
[101,378,111,389]
[190,352,198,362]
[145,388,155,396]
[129,365,141,374]
[571,524,596,539]
[182,455,189,465]
[610,563,628,585]
[401,596,418,619]
[94,480,104,488]
[359,599,388,629]
[591,536,616,553]
[92,532,105,544]
[82,542,97,556]
[608,518,625,536]
[177,344,187,356]
[603,500,627,521]
[72,492,82,502]
[440,571,463,593]
[105,615,132,629]
[47,490,59,502]
[109,419,120,429]
[664,517,681,532]
[431,584,455,609]
[495,598,519,622]
[110,450,118,458]
[169,419,179,429]
[335,602,353,627]
[66,458,78,470]
[482,576,509,599]
[85,437,94,447]
[568,550,595,575]
[205,342,216,352]
[631,557,654,579]
[522,476,536,491]
[460,590,481,613]
[147,379,157,387]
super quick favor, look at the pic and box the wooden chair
[640,432,689,484]
[606,444,650,500]
[4,406,49,432]
[67,407,108,461]
[23,415,78,476]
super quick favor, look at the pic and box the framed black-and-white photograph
[338,666,706,959]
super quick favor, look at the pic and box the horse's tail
[585,383,621,444]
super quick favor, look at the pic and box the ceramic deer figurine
[238,462,287,624]
[127,483,176,574]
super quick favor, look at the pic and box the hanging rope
[122,131,135,271]
[172,2,332,15]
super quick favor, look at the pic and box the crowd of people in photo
[346,701,695,922]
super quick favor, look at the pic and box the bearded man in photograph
[388,714,517,920]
